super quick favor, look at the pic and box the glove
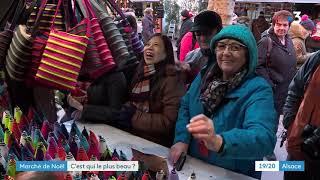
[115,103,136,129]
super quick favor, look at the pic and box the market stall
[74,121,257,180]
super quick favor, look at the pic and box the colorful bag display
[5,0,49,81]
[90,0,129,68]
[35,0,89,91]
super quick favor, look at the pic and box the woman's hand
[67,94,83,111]
[187,114,223,152]
[170,142,189,165]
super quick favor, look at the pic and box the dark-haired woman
[114,34,186,147]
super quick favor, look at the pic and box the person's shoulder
[242,76,273,92]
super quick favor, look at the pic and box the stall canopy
[236,0,319,3]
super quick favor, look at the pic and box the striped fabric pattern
[35,23,89,91]
[130,31,144,54]
[27,4,65,32]
[5,25,34,81]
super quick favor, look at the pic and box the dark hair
[131,34,175,101]
[126,15,138,33]
[272,10,293,26]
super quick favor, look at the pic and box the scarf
[130,64,156,112]
[200,64,247,114]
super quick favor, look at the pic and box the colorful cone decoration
[44,152,53,160]
[4,129,10,145]
[0,126,4,141]
[117,173,128,180]
[21,145,33,161]
[80,134,89,152]
[34,142,45,161]
[7,118,14,132]
[61,139,70,153]
[19,131,28,146]
[119,150,127,161]
[71,122,81,138]
[14,107,22,124]
[104,171,116,179]
[6,156,16,177]
[25,137,35,155]
[100,148,112,161]
[53,122,62,138]
[58,146,66,160]
[90,155,97,161]
[108,176,116,180]
[9,141,21,160]
[48,136,58,159]
[33,128,47,149]
[89,173,100,180]
[73,173,81,180]
[60,123,69,140]
[142,171,150,180]
[2,111,10,128]
[168,168,179,180]
[12,121,21,142]
[18,115,29,133]
[74,135,80,148]
[82,126,89,141]
[41,120,50,140]
[48,132,58,144]
[98,136,106,154]
[89,131,98,146]
[65,173,73,180]
[66,152,75,161]
[77,146,89,161]
[0,152,7,169]
[112,149,119,159]
[88,141,100,160]
[70,137,78,160]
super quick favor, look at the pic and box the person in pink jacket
[179,32,200,62]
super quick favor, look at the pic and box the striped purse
[35,0,89,91]
[27,0,65,32]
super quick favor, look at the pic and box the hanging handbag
[0,0,26,67]
[71,0,116,79]
[25,0,67,86]
[27,0,65,32]
[5,0,47,81]
[90,0,129,67]
[35,0,90,91]
[104,0,137,66]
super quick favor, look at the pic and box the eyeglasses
[215,42,247,52]
[194,30,212,36]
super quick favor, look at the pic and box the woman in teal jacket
[170,25,278,179]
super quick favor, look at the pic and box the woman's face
[144,36,166,65]
[215,39,248,80]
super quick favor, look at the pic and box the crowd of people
[60,7,320,180]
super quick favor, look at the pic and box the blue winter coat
[173,25,278,179]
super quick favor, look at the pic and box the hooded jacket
[256,27,297,114]
[288,22,315,67]
[174,25,277,179]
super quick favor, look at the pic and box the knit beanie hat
[300,14,315,31]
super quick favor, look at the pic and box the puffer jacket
[288,22,315,67]
[131,65,185,147]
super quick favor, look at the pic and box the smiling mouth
[145,52,153,59]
